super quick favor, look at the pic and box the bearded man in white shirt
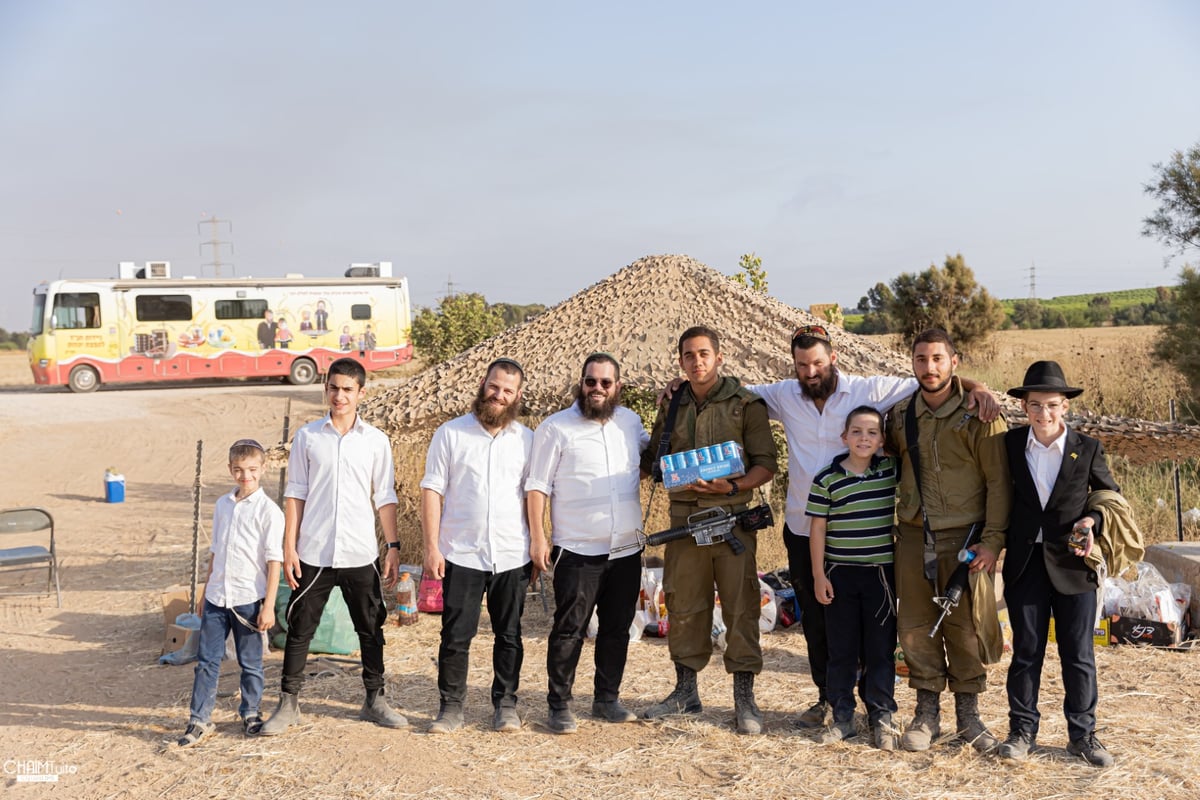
[526,353,649,734]
[421,357,540,734]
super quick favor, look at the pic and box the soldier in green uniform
[639,326,778,734]
[885,329,1011,753]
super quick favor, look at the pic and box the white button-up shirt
[748,372,915,536]
[525,404,649,558]
[421,413,533,573]
[285,414,399,569]
[1025,424,1068,542]
[207,487,285,608]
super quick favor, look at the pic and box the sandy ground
[1,351,1199,800]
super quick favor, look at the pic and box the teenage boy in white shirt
[260,357,406,735]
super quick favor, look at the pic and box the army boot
[642,663,702,719]
[900,689,941,752]
[733,671,763,735]
[954,692,998,752]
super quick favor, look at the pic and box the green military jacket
[886,376,1011,557]
[641,375,777,510]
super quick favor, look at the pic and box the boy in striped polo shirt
[807,405,899,750]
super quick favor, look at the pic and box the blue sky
[2,1,1198,332]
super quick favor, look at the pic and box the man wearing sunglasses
[526,353,650,734]
[744,324,998,730]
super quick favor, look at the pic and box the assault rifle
[614,505,774,557]
[928,523,981,638]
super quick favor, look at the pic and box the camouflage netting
[362,253,910,431]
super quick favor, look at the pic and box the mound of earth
[363,254,909,429]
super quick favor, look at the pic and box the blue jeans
[189,598,265,724]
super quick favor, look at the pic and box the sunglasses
[791,324,831,344]
[583,377,615,389]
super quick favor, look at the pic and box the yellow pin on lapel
[1070,452,1078,460]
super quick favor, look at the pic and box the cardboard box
[162,623,195,654]
[161,584,205,628]
[661,441,746,490]
[1108,614,1185,647]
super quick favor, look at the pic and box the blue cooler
[105,471,126,503]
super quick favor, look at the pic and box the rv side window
[136,295,193,322]
[215,299,269,320]
[351,304,372,320]
[51,292,101,329]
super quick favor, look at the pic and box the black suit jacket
[1003,426,1120,595]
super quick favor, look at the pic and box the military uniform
[886,377,1010,694]
[641,376,778,674]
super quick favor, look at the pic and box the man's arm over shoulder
[743,380,788,419]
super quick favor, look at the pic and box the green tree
[410,292,506,364]
[883,253,1006,350]
[0,327,29,350]
[851,282,895,334]
[1009,299,1044,330]
[731,252,768,294]
[1154,266,1200,402]
[1143,140,1200,253]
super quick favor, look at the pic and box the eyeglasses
[583,377,615,389]
[1026,400,1066,414]
[791,324,831,344]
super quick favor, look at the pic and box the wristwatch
[726,480,740,496]
[386,542,401,550]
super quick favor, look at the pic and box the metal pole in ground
[1171,400,1183,542]
[277,397,292,505]
[190,439,204,615]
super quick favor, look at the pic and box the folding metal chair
[0,507,61,607]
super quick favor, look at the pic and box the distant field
[842,286,1172,328]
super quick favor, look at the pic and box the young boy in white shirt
[177,439,283,747]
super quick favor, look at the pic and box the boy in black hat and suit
[999,361,1119,767]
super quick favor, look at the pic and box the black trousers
[281,560,387,694]
[785,524,828,700]
[546,549,641,710]
[823,563,897,724]
[438,560,530,709]
[1005,545,1099,741]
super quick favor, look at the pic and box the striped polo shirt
[805,453,897,565]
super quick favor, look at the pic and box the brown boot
[900,689,941,751]
[954,692,998,752]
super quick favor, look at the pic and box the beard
[919,373,952,395]
[472,386,522,428]
[573,383,620,422]
[799,367,838,401]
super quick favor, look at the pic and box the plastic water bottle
[395,572,418,626]
[957,548,977,564]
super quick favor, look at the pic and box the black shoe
[793,700,828,729]
[547,707,578,734]
[999,730,1036,760]
[242,715,264,737]
[1067,734,1114,767]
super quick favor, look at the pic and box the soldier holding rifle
[638,326,777,734]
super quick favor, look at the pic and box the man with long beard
[421,357,541,734]
[744,325,998,730]
[526,353,649,733]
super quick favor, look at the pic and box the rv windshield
[31,293,46,335]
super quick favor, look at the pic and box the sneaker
[591,700,637,723]
[1067,734,1114,767]
[547,707,578,735]
[176,720,215,748]
[493,706,521,733]
[999,731,1036,761]
[818,718,857,744]
[428,704,464,735]
[242,715,264,737]
[793,700,828,729]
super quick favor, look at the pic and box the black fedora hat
[1007,360,1083,399]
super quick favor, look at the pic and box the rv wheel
[288,358,318,386]
[67,365,100,393]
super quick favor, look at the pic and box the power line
[198,216,234,277]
